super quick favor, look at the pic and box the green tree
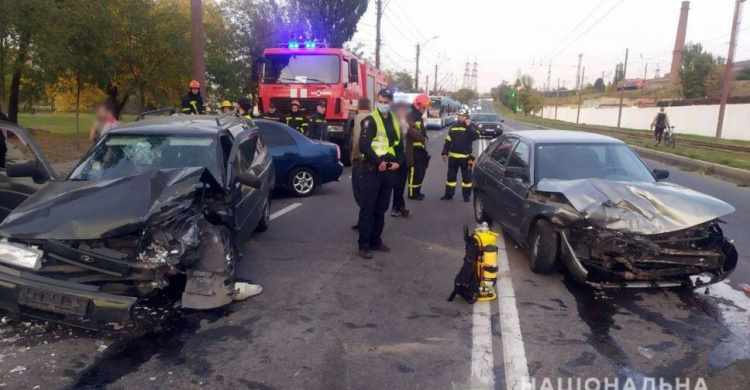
[679,42,722,99]
[289,0,369,47]
[451,88,477,104]
[387,70,414,92]
[593,77,605,92]
[491,81,512,106]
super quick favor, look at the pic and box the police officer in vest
[357,89,405,259]
[286,100,309,135]
[258,102,285,123]
[307,100,328,141]
[406,94,431,200]
[441,108,479,202]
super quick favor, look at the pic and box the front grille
[270,98,321,115]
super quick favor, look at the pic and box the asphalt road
[0,104,747,389]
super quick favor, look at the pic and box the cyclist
[650,107,670,147]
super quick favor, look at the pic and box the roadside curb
[504,116,750,186]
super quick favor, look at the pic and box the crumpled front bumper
[559,229,738,289]
[0,264,136,324]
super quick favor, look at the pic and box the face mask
[376,103,390,113]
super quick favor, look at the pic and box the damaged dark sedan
[472,130,738,288]
[0,116,273,325]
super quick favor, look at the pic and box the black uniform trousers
[358,169,393,250]
[444,157,472,199]
[351,165,363,207]
[392,165,408,211]
[408,147,429,199]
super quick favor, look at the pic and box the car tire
[529,219,559,274]
[287,167,317,197]
[255,196,271,233]
[473,192,492,226]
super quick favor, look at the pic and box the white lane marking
[270,203,302,220]
[495,231,530,390]
[471,301,495,388]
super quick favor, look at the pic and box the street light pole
[716,0,746,140]
[617,48,629,129]
[414,36,439,92]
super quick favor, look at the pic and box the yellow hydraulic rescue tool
[447,223,499,304]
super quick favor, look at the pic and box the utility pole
[555,78,560,120]
[644,63,648,80]
[543,61,551,118]
[575,54,583,90]
[425,75,429,94]
[577,67,586,124]
[375,0,382,69]
[415,44,421,91]
[617,48,629,129]
[190,0,206,98]
[434,64,438,95]
[716,0,745,140]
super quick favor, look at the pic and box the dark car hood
[0,167,221,240]
[536,178,735,234]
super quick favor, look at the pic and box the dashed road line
[270,203,302,220]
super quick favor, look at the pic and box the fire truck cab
[258,41,388,164]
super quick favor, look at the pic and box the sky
[345,0,750,93]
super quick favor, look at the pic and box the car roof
[510,130,624,144]
[111,115,238,136]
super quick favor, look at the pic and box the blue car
[256,119,343,197]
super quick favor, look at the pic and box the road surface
[0,103,747,389]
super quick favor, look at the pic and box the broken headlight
[0,240,42,270]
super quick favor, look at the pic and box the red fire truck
[258,40,388,164]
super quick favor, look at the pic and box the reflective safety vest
[370,109,401,157]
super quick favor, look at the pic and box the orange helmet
[414,94,431,110]
[189,79,200,89]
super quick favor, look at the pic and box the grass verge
[494,103,750,171]
[12,112,137,163]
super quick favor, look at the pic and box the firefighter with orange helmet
[286,100,309,135]
[406,94,431,200]
[181,80,206,115]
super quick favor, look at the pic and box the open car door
[0,121,59,220]
[225,127,273,243]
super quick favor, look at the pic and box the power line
[550,0,626,60]
[540,0,608,63]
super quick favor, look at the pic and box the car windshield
[474,114,501,122]
[535,143,655,183]
[263,54,340,84]
[69,134,220,182]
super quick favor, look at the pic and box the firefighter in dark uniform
[181,80,206,115]
[441,108,479,202]
[406,94,431,200]
[357,89,404,259]
[286,100,309,135]
[307,100,328,141]
[258,102,285,123]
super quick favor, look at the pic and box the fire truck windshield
[263,54,340,84]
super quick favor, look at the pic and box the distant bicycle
[664,126,676,149]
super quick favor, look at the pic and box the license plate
[18,286,89,316]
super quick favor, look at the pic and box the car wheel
[287,167,317,197]
[530,219,559,274]
[474,192,492,225]
[255,196,271,233]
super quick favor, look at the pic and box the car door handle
[283,152,295,157]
